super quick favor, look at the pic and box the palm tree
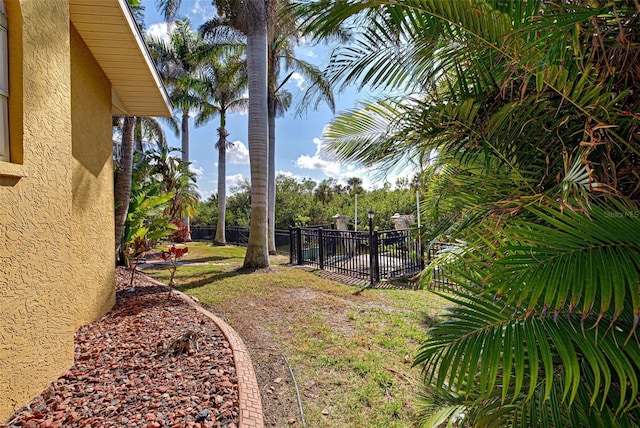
[313,179,334,205]
[346,176,363,195]
[295,0,640,425]
[162,0,273,268]
[114,116,136,259]
[147,20,203,163]
[114,0,156,261]
[195,57,249,246]
[266,26,335,254]
[113,115,177,157]
[205,0,273,268]
[147,19,208,235]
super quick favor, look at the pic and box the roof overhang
[69,0,173,117]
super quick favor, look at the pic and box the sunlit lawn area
[142,242,448,427]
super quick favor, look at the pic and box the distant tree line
[193,174,423,231]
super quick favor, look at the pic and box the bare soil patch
[202,268,406,427]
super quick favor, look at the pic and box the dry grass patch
[142,242,447,427]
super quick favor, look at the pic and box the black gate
[290,226,424,285]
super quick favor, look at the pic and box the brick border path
[143,275,264,428]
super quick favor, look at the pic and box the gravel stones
[3,268,239,428]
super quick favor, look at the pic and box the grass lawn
[141,242,448,427]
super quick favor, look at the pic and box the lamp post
[368,210,375,286]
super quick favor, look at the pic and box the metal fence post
[373,230,380,283]
[289,227,294,264]
[369,231,374,286]
[419,228,425,271]
[296,227,303,265]
[318,228,324,270]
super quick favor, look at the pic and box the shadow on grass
[421,311,441,328]
[175,266,276,292]
[180,255,241,264]
[175,270,243,292]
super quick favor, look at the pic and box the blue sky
[141,0,407,200]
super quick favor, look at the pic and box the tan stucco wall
[0,1,115,421]
[70,23,115,329]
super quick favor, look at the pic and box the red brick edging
[143,276,264,428]
[175,291,264,428]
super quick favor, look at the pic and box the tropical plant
[158,244,189,297]
[217,0,273,268]
[147,18,211,235]
[121,154,176,267]
[145,143,200,223]
[114,0,158,262]
[346,176,363,195]
[294,0,640,426]
[114,116,136,260]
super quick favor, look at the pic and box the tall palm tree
[295,0,640,425]
[211,0,273,268]
[147,19,207,163]
[201,9,335,254]
[159,0,273,268]
[266,25,335,254]
[147,19,208,235]
[195,57,249,246]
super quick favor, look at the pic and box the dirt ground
[210,287,306,427]
[202,263,416,428]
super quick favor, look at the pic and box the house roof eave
[69,0,173,118]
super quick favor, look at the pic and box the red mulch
[2,267,239,428]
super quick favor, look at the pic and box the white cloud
[189,163,205,176]
[189,160,205,177]
[226,173,247,194]
[146,23,170,42]
[295,137,342,176]
[306,49,318,59]
[227,140,250,164]
[198,189,214,200]
[277,170,301,179]
[291,72,306,90]
[188,0,216,22]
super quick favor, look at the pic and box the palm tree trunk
[267,95,277,255]
[181,109,190,162]
[114,116,135,263]
[181,109,191,239]
[215,115,228,246]
[243,9,270,269]
[134,117,143,153]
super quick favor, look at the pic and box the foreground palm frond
[294,0,640,426]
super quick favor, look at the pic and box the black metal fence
[289,226,426,285]
[191,224,457,289]
[191,225,290,254]
[289,226,460,288]
[426,242,457,291]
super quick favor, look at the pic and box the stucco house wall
[69,22,116,329]
[0,0,171,421]
[0,0,77,418]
